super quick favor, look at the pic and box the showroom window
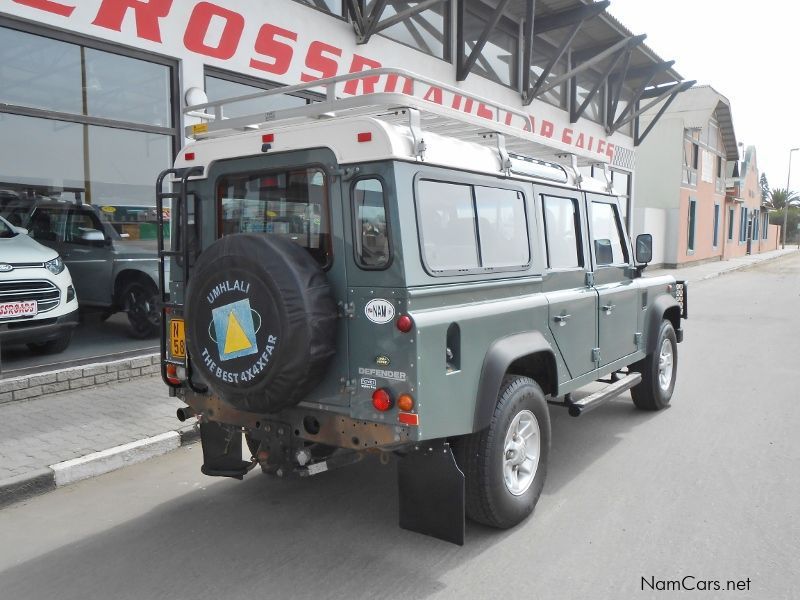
[204,69,319,120]
[0,22,178,240]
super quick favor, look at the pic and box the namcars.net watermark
[642,576,752,592]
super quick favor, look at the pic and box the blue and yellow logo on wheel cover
[212,299,258,361]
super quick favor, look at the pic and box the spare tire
[184,233,337,413]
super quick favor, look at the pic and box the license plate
[0,300,38,318]
[169,318,186,359]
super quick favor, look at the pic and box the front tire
[631,319,678,411]
[121,279,160,339]
[458,376,551,529]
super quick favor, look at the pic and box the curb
[695,250,797,282]
[0,353,160,405]
[0,425,199,509]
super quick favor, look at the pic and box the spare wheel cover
[184,234,336,413]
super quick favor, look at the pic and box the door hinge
[338,301,355,318]
[634,332,643,349]
[591,348,601,364]
[585,272,595,287]
[340,378,357,394]
[330,166,360,181]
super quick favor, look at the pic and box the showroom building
[0,0,689,359]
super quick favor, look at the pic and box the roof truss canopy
[342,0,690,146]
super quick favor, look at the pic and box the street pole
[782,147,799,249]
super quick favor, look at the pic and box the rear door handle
[602,304,616,313]
[554,314,571,325]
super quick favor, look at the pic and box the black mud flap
[199,422,250,480]
[398,442,465,545]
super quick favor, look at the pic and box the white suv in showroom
[0,216,79,354]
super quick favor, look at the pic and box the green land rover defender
[158,69,686,545]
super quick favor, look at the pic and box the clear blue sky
[608,0,800,192]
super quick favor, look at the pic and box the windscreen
[216,167,330,267]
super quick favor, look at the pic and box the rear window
[216,167,331,267]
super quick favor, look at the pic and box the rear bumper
[0,308,79,345]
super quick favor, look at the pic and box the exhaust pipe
[176,406,196,422]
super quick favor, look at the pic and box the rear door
[540,189,598,380]
[207,149,350,407]
[587,194,639,366]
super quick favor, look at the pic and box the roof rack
[184,67,609,168]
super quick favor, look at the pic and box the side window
[590,201,629,266]
[28,208,61,242]
[66,210,101,243]
[542,195,582,269]
[475,186,529,268]
[417,180,479,272]
[353,178,390,269]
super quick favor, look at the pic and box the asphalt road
[1,255,798,600]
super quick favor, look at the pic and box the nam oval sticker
[364,299,395,324]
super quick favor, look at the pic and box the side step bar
[554,372,642,417]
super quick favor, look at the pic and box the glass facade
[0,24,177,240]
[366,0,451,60]
[462,3,518,88]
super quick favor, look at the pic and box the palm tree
[768,188,799,210]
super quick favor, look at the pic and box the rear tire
[27,331,72,355]
[631,319,678,411]
[458,376,550,529]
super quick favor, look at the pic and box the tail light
[396,314,413,333]
[372,388,393,411]
[397,394,414,412]
[165,363,182,385]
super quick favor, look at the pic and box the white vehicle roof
[175,68,616,195]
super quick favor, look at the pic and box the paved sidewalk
[0,376,185,482]
[0,247,797,507]
[647,247,798,282]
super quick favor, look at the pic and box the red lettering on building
[562,128,573,145]
[183,3,244,59]
[476,103,493,120]
[540,120,554,138]
[250,23,297,75]
[300,41,342,82]
[606,143,615,160]
[13,0,75,17]
[423,86,442,105]
[597,139,606,155]
[343,55,382,95]
[92,0,172,43]
[575,133,585,148]
[588,136,594,151]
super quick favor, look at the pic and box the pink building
[632,86,777,267]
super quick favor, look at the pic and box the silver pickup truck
[2,198,163,338]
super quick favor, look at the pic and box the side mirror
[79,229,106,243]
[13,226,28,235]
[636,233,653,264]
[120,232,131,239]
